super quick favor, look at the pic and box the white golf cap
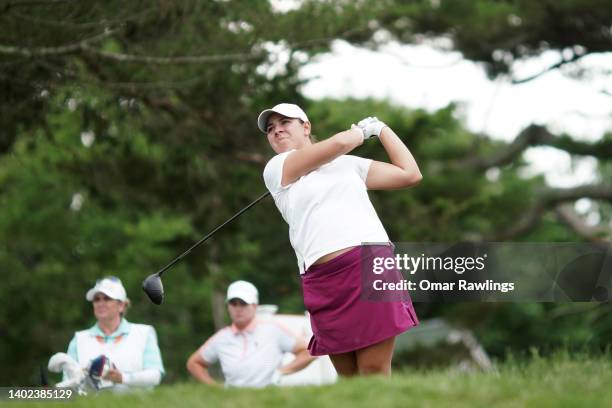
[257,103,309,133]
[226,280,259,304]
[86,276,127,302]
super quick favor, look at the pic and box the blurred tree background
[0,0,610,385]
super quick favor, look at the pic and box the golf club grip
[155,191,271,276]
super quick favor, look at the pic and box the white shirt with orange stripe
[199,318,297,388]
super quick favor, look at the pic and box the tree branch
[539,132,612,159]
[454,125,543,170]
[10,7,157,28]
[555,204,611,248]
[82,45,264,64]
[79,26,368,65]
[544,185,612,205]
[491,202,546,241]
[1,23,370,67]
[0,28,116,57]
[491,184,612,240]
[511,52,588,84]
[2,0,75,12]
[455,124,612,171]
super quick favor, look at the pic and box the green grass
[11,354,612,408]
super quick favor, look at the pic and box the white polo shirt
[199,318,297,388]
[263,151,389,274]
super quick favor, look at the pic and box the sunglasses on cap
[92,294,115,302]
[228,299,248,307]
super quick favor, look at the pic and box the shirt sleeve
[273,323,298,353]
[66,335,78,361]
[199,334,220,365]
[345,155,373,182]
[263,150,295,195]
[122,369,162,387]
[63,335,78,382]
[142,326,165,376]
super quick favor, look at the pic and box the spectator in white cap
[186,280,315,388]
[64,276,165,391]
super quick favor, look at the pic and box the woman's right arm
[186,351,218,386]
[281,127,364,187]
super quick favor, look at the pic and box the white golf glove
[48,353,86,388]
[357,116,387,139]
[48,353,75,373]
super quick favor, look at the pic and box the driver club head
[142,273,164,305]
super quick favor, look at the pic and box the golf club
[142,191,271,305]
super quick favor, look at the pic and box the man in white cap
[187,280,315,387]
[64,276,165,391]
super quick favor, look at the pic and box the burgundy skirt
[301,245,419,356]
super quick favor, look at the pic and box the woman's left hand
[357,116,387,139]
[103,368,123,383]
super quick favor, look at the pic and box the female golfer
[259,103,421,376]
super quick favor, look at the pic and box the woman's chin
[275,146,291,154]
[275,142,297,154]
[95,312,113,320]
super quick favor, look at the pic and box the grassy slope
[12,355,612,408]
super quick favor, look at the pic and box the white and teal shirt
[66,318,164,390]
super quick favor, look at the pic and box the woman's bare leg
[329,351,358,377]
[355,336,396,376]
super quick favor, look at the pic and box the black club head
[142,274,164,305]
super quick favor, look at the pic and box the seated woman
[65,276,164,391]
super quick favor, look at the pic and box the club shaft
[155,191,271,277]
